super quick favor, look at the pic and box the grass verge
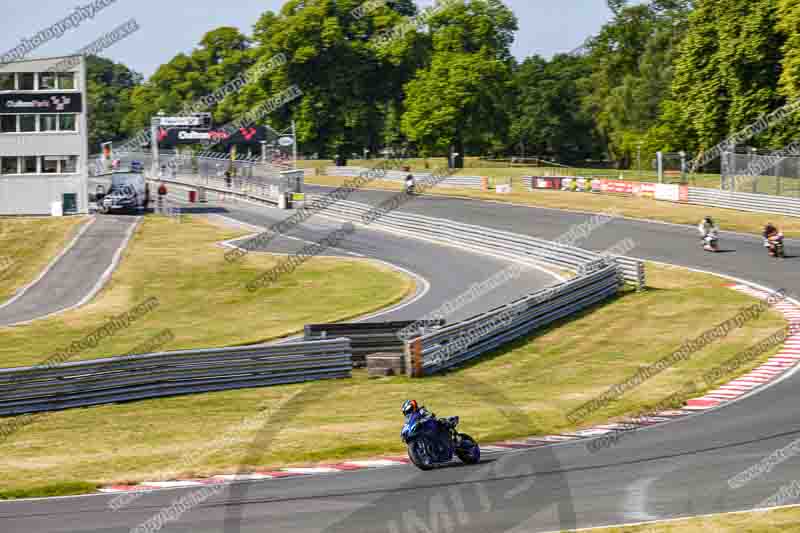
[0,216,87,303]
[307,174,800,237]
[587,506,800,532]
[0,215,414,368]
[0,263,787,495]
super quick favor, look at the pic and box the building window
[41,157,59,174]
[58,114,76,131]
[0,115,15,133]
[22,156,37,174]
[19,115,36,132]
[39,72,56,90]
[40,114,57,132]
[58,72,76,90]
[63,155,78,173]
[0,73,14,91]
[19,73,35,90]
[0,157,18,175]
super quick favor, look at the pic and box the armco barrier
[686,187,800,217]
[313,198,645,287]
[303,321,445,366]
[0,339,352,416]
[310,198,644,376]
[406,264,620,376]
[324,166,485,189]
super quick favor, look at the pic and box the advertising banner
[600,179,634,195]
[654,183,680,202]
[632,182,657,198]
[0,92,82,113]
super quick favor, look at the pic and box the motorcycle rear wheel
[455,434,481,465]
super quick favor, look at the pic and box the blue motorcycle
[401,413,481,470]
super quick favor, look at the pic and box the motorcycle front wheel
[408,439,435,471]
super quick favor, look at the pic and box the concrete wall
[0,55,88,215]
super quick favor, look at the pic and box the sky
[0,0,617,79]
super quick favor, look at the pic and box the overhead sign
[219,126,271,146]
[159,116,202,127]
[278,136,294,147]
[0,93,82,113]
[157,128,231,145]
[157,126,270,146]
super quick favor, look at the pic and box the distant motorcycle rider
[405,173,415,195]
[764,222,784,256]
[764,222,781,241]
[698,216,718,238]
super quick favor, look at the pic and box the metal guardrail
[687,187,800,217]
[406,265,620,376]
[613,256,646,288]
[323,167,485,189]
[306,197,644,376]
[313,198,644,286]
[303,321,445,366]
[0,339,352,416]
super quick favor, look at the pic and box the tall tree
[667,0,786,153]
[123,27,253,132]
[86,55,142,152]
[401,0,518,158]
[238,0,419,155]
[509,54,598,162]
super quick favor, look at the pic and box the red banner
[600,179,634,195]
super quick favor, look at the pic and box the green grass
[0,263,787,495]
[586,506,800,532]
[0,216,87,303]
[0,482,98,500]
[0,215,415,368]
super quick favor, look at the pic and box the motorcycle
[702,230,719,252]
[401,412,480,470]
[766,235,785,258]
[405,182,416,196]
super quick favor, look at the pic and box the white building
[0,55,88,215]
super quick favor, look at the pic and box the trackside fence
[0,339,352,416]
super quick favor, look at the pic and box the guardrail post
[637,262,646,291]
[405,339,423,378]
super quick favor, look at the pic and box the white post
[150,118,160,178]
[291,120,298,170]
[656,151,663,184]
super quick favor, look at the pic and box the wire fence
[721,150,800,197]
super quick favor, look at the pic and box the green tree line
[86,0,800,168]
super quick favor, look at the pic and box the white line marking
[0,216,95,313]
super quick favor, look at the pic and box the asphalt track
[0,215,139,327]
[193,198,558,323]
[4,189,800,532]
